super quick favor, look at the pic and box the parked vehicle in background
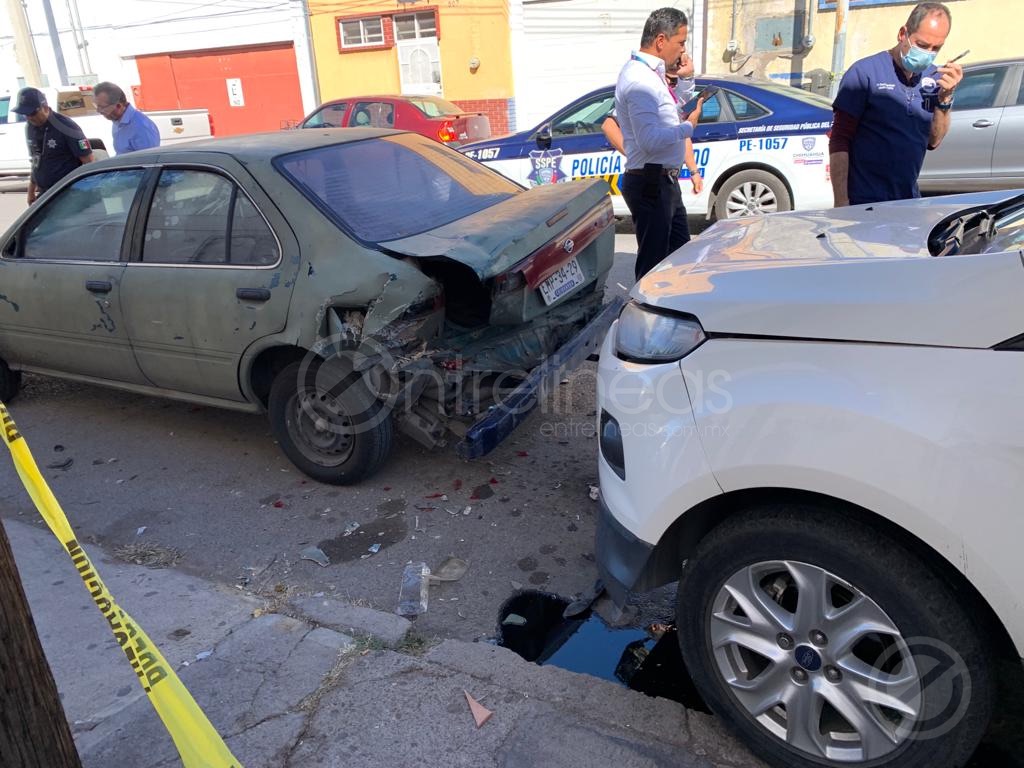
[298,95,491,147]
[595,190,1024,768]
[920,58,1024,192]
[458,77,834,220]
[0,129,616,483]
[0,85,212,175]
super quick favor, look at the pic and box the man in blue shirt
[93,82,160,154]
[615,7,703,281]
[829,2,963,206]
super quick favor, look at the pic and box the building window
[394,11,437,40]
[340,17,385,48]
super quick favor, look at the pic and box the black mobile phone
[699,85,720,101]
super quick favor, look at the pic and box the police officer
[12,87,95,205]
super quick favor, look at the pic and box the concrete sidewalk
[7,518,762,768]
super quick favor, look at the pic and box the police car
[459,77,835,219]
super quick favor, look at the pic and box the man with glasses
[12,87,94,205]
[93,82,160,155]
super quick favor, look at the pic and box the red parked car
[298,95,491,147]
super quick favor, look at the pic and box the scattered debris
[273,500,286,509]
[470,484,494,500]
[367,543,382,554]
[588,485,600,501]
[136,526,147,537]
[502,613,528,627]
[464,691,493,728]
[430,556,468,585]
[397,562,431,616]
[342,522,360,537]
[462,506,472,516]
[114,543,183,568]
[195,650,213,662]
[47,457,73,470]
[300,546,330,567]
[425,493,447,500]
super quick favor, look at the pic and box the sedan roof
[101,128,403,166]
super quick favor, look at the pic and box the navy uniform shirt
[27,111,92,191]
[833,51,940,205]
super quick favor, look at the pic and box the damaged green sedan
[0,129,617,483]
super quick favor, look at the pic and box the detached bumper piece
[456,296,625,459]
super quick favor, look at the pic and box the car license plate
[538,257,585,306]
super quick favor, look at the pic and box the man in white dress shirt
[615,7,703,280]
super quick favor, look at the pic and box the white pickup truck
[0,85,212,176]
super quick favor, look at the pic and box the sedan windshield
[276,134,520,242]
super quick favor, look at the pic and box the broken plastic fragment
[589,485,600,501]
[342,521,360,537]
[463,690,493,728]
[429,556,468,585]
[501,613,528,627]
[195,650,213,662]
[300,546,330,567]
[461,506,472,516]
[368,543,382,554]
[136,526,147,537]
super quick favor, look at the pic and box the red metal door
[136,43,304,136]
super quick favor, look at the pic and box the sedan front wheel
[677,505,993,768]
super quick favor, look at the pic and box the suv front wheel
[676,505,993,768]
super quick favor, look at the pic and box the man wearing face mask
[829,1,962,206]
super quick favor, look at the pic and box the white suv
[595,190,1024,768]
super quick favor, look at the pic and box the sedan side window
[142,169,277,266]
[725,92,768,121]
[304,103,347,128]
[1017,75,1024,106]
[955,67,1007,110]
[351,101,394,128]
[19,169,145,261]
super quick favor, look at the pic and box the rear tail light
[208,113,216,136]
[492,272,526,295]
[437,120,457,143]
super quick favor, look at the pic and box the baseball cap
[12,87,47,115]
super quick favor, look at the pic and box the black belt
[625,167,680,181]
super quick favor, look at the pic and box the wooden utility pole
[4,0,44,86]
[0,520,83,768]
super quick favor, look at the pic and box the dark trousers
[620,172,690,281]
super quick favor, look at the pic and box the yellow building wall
[704,0,1015,85]
[308,1,514,104]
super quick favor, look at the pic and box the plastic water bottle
[397,562,431,617]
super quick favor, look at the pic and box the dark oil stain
[529,571,550,585]
[376,498,407,515]
[517,556,538,572]
[553,556,567,567]
[540,544,557,555]
[318,516,408,564]
[470,483,494,500]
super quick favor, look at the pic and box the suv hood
[636,192,1024,348]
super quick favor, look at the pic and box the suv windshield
[275,134,520,242]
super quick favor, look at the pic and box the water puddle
[495,590,707,711]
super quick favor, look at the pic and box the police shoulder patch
[78,138,91,151]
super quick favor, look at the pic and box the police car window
[0,96,9,125]
[551,95,615,136]
[725,92,768,121]
[143,170,234,264]
[20,169,145,261]
[304,103,347,128]
[956,67,1007,110]
[697,93,723,124]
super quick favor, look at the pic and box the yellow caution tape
[1,401,243,768]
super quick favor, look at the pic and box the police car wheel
[714,170,791,219]
[0,358,22,402]
[676,505,994,768]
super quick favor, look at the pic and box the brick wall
[452,98,511,136]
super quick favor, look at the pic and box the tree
[0,520,82,768]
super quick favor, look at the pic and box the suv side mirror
[536,123,552,151]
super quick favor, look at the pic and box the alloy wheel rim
[708,560,922,762]
[726,181,778,216]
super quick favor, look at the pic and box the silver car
[920,58,1024,192]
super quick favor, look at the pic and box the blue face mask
[901,41,936,73]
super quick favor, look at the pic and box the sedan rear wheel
[714,170,791,219]
[268,360,392,485]
[677,505,993,768]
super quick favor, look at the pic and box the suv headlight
[615,302,705,363]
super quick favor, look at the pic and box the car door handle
[86,280,112,294]
[973,119,995,128]
[237,288,271,302]
[701,131,731,140]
